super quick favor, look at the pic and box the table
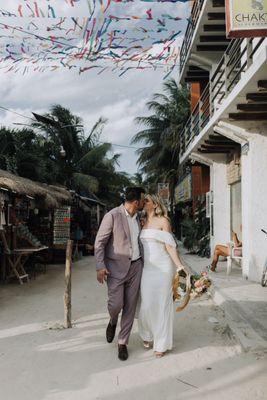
[4,246,48,285]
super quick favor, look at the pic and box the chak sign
[226,0,267,37]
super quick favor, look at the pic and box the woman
[138,194,189,358]
[209,230,242,272]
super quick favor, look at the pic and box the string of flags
[0,0,190,77]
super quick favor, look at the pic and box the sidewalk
[179,245,267,352]
[0,256,266,400]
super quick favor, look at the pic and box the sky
[0,0,190,176]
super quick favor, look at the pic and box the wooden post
[64,240,73,328]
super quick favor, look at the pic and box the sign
[226,0,267,37]
[53,206,71,247]
[174,174,192,203]
[158,183,170,208]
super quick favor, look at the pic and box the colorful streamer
[0,0,190,77]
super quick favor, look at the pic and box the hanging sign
[174,174,192,203]
[226,0,267,37]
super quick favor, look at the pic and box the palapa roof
[0,169,72,208]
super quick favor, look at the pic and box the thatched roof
[0,169,72,208]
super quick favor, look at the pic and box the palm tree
[132,172,144,186]
[32,104,132,205]
[31,105,106,190]
[132,79,190,213]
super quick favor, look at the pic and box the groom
[94,187,145,361]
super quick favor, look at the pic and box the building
[177,0,267,282]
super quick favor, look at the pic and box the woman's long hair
[146,194,169,219]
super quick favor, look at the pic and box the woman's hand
[176,265,190,275]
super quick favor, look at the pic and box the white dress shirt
[124,207,140,261]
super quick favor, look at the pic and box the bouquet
[173,269,212,312]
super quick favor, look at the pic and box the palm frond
[72,173,99,193]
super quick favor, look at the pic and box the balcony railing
[179,37,265,157]
[179,0,205,74]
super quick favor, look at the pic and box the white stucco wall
[210,163,231,253]
[241,132,267,282]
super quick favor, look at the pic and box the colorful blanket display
[0,0,190,77]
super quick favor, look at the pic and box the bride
[138,194,189,358]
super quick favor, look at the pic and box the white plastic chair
[226,241,242,275]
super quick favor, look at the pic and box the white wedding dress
[138,228,177,352]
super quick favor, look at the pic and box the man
[94,187,145,361]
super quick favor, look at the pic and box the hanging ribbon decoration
[0,0,190,76]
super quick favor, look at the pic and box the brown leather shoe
[118,344,128,361]
[106,321,117,343]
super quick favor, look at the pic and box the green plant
[181,198,210,257]
[181,218,199,252]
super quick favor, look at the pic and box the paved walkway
[0,256,266,400]
[179,246,267,352]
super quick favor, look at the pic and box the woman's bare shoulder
[158,216,171,232]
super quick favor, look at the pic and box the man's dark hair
[125,187,145,202]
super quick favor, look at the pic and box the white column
[210,162,231,253]
[241,133,267,282]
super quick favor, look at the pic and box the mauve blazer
[94,204,143,279]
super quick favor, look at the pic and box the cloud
[0,66,166,174]
[0,1,190,175]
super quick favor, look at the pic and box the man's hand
[97,268,109,284]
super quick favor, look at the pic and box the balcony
[179,0,228,83]
[179,0,205,74]
[180,37,267,158]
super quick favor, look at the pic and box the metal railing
[179,37,265,157]
[179,0,205,74]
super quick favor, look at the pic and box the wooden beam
[246,93,267,102]
[185,77,209,83]
[198,149,230,154]
[258,80,267,90]
[64,240,73,329]
[200,35,230,43]
[207,12,225,20]
[209,134,230,141]
[212,0,225,7]
[201,145,237,150]
[187,71,209,77]
[229,112,267,121]
[237,103,267,112]
[197,44,228,52]
[188,66,208,72]
[203,24,226,32]
[204,140,237,146]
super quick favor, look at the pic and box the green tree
[0,126,54,181]
[132,79,190,213]
[32,104,131,205]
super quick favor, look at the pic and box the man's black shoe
[106,321,117,343]
[118,344,128,361]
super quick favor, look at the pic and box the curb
[212,284,267,353]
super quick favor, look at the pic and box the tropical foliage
[0,104,132,206]
[132,78,190,212]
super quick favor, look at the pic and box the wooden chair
[0,230,29,284]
